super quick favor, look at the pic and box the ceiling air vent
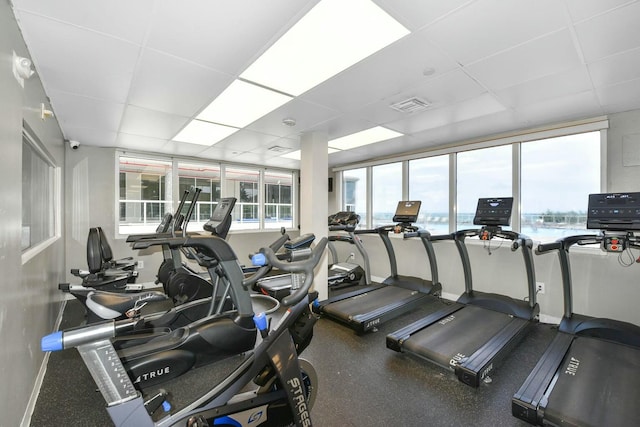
[268,145,290,153]
[390,97,431,113]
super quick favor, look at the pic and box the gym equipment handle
[42,318,140,352]
[259,237,327,306]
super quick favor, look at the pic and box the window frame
[335,117,608,241]
[21,125,61,264]
[115,152,298,238]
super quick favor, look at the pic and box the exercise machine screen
[587,192,640,231]
[473,197,513,226]
[393,201,421,224]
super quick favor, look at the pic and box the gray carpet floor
[30,297,555,426]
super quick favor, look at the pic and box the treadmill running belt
[322,286,420,321]
[543,337,640,427]
[403,305,513,369]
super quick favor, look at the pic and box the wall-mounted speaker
[328,177,334,193]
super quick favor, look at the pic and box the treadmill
[512,192,640,426]
[387,197,539,387]
[313,201,443,334]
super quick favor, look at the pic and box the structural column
[299,131,329,299]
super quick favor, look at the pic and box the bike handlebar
[255,237,327,306]
[243,233,290,288]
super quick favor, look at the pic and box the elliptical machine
[63,194,239,324]
[42,235,328,427]
[327,211,368,289]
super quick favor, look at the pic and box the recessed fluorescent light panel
[241,0,410,96]
[281,147,341,160]
[328,126,403,150]
[173,120,239,146]
[197,79,293,128]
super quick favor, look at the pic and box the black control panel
[473,197,513,226]
[393,201,421,224]
[587,192,640,231]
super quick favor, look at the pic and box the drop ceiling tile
[128,49,233,117]
[48,90,125,131]
[301,29,459,112]
[261,157,301,169]
[495,66,593,109]
[16,12,140,102]
[246,98,339,138]
[574,2,640,62]
[115,133,167,152]
[374,0,474,31]
[119,106,190,140]
[386,93,507,134]
[13,0,153,44]
[63,126,117,147]
[197,146,248,162]
[425,0,566,65]
[145,0,317,73]
[588,47,640,88]
[357,68,486,125]
[596,78,640,108]
[514,91,603,125]
[160,140,211,157]
[564,0,635,23]
[212,129,282,152]
[465,30,582,91]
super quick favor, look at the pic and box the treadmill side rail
[512,332,574,424]
[456,317,534,387]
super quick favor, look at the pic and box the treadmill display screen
[392,201,421,224]
[587,192,640,231]
[473,197,513,226]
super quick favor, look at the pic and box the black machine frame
[512,192,640,426]
[387,197,539,387]
[313,201,443,334]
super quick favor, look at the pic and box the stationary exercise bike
[42,235,328,427]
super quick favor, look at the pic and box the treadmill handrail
[454,227,537,308]
[403,228,442,287]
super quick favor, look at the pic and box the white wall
[0,3,66,426]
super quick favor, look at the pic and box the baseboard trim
[21,299,67,427]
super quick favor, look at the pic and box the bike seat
[86,291,169,320]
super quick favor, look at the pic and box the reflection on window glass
[225,167,260,230]
[178,163,221,230]
[372,162,402,228]
[343,168,367,228]
[521,132,600,242]
[409,155,449,234]
[118,157,172,235]
[264,170,293,229]
[22,135,56,251]
[457,145,512,230]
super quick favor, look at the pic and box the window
[117,154,297,235]
[343,167,367,227]
[521,132,600,242]
[22,127,59,253]
[338,122,605,240]
[457,145,512,230]
[372,162,403,227]
[409,155,449,234]
[225,167,260,230]
[178,162,221,231]
[264,170,293,229]
[118,157,172,235]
